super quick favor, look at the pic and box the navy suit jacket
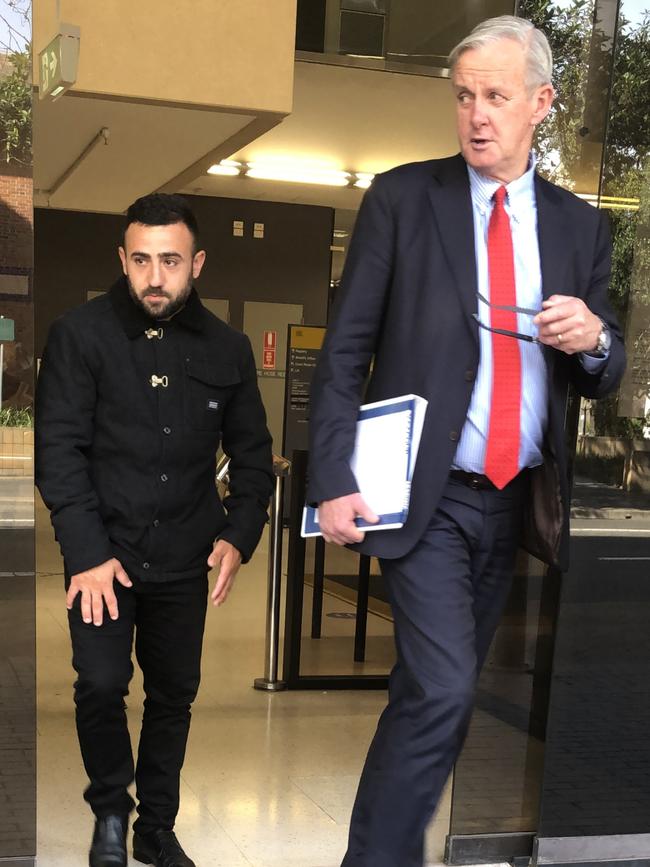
[307,154,626,569]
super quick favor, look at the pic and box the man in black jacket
[36,194,274,867]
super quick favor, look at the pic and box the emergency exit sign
[0,318,15,342]
[38,24,80,100]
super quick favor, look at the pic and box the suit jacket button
[465,370,475,381]
[449,430,459,442]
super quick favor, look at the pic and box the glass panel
[0,9,36,860]
[340,10,386,57]
[342,0,390,12]
[296,0,516,73]
[449,556,554,839]
[385,0,515,69]
[536,0,650,842]
[449,0,624,850]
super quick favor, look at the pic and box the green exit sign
[0,319,15,342]
[38,24,80,101]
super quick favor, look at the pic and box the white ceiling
[32,94,257,213]
[33,58,460,218]
[181,60,459,210]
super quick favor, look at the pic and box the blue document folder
[301,394,428,538]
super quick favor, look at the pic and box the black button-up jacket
[36,278,274,582]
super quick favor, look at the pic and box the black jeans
[67,573,208,834]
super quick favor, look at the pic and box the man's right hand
[318,493,379,545]
[66,558,133,626]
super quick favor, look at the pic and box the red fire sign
[263,331,277,369]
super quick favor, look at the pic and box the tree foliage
[0,0,31,166]
[520,0,650,435]
[0,48,31,165]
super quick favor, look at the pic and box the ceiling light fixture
[245,162,351,187]
[207,160,242,177]
[354,172,375,189]
[205,161,377,191]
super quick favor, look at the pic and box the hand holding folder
[302,394,428,538]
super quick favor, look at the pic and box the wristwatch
[593,319,611,356]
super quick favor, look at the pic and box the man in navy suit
[307,15,625,867]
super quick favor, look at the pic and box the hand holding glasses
[474,292,604,354]
[473,291,541,343]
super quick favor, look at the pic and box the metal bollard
[254,455,291,692]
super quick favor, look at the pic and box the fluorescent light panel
[354,172,375,189]
[206,160,376,190]
[207,160,242,177]
[246,163,350,186]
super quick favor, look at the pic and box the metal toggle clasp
[150,374,169,388]
[145,327,164,340]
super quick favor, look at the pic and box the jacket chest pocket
[185,358,240,432]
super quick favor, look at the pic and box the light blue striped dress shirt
[453,157,547,473]
[453,155,607,473]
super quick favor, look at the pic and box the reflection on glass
[449,555,551,840]
[296,0,516,71]
[449,0,638,850]
[574,1,650,513]
[0,29,35,863]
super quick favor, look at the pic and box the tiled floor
[36,497,452,867]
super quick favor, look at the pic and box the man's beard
[127,277,192,320]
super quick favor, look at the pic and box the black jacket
[36,277,274,581]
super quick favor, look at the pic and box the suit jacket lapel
[535,173,572,303]
[427,155,479,341]
[535,174,573,373]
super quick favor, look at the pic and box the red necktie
[484,186,521,489]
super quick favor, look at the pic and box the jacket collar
[109,275,206,339]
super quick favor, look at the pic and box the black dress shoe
[89,815,128,867]
[132,829,196,867]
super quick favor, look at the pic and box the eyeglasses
[473,291,542,344]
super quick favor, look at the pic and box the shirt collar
[109,276,206,340]
[467,152,537,220]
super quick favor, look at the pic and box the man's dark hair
[124,193,200,252]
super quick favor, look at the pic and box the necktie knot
[493,185,507,208]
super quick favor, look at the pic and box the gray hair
[448,15,553,92]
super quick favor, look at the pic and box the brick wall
[0,171,33,269]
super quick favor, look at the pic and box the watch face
[599,325,612,352]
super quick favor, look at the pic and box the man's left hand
[207,540,242,606]
[534,295,602,355]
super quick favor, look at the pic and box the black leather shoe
[133,829,196,867]
[88,815,128,867]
